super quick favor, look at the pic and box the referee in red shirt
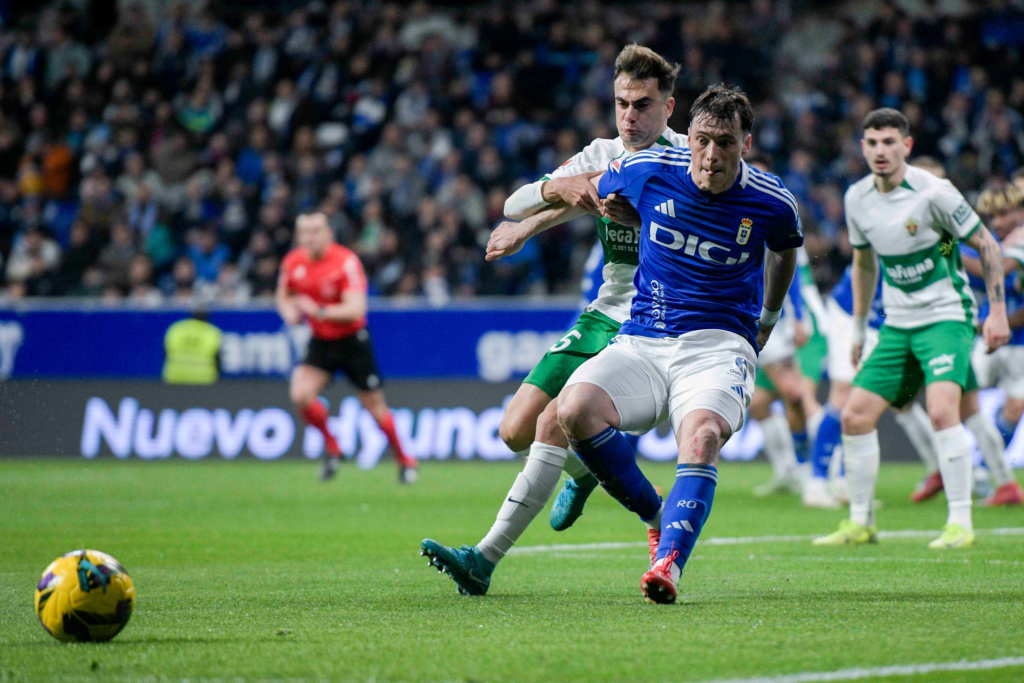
[276,212,418,483]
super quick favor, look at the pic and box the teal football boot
[420,540,495,596]
[549,474,599,531]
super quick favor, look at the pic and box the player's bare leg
[420,400,570,596]
[357,389,418,484]
[643,409,731,604]
[960,390,1022,506]
[290,364,342,479]
[499,383,553,454]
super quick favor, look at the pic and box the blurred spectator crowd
[1,0,1024,305]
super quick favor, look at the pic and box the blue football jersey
[597,147,804,350]
[832,265,885,329]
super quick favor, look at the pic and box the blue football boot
[420,540,495,596]
[549,474,599,531]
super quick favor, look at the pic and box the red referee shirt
[280,243,368,340]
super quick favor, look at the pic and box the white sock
[965,413,1013,488]
[843,431,880,527]
[645,501,664,531]
[933,425,973,531]
[561,447,593,482]
[895,403,939,475]
[761,413,797,478]
[478,443,567,564]
[807,408,825,443]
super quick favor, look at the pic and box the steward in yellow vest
[162,311,222,385]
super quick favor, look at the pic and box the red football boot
[647,528,660,568]
[910,471,944,503]
[641,550,680,605]
[983,481,1024,507]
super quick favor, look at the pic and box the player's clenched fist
[486,221,531,261]
[542,172,603,215]
[984,315,1010,353]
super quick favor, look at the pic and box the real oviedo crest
[736,218,753,245]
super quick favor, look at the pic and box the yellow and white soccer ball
[34,550,135,642]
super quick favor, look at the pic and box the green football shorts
[796,331,828,383]
[852,320,976,408]
[523,308,622,399]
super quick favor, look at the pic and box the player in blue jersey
[959,184,1024,506]
[556,85,803,604]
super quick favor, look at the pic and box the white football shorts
[826,297,879,384]
[971,337,1024,398]
[757,313,795,367]
[564,329,757,435]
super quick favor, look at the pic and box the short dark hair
[614,44,680,97]
[863,108,910,137]
[689,84,754,133]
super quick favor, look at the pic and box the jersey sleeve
[929,178,983,239]
[765,201,804,252]
[1004,243,1024,269]
[545,140,614,180]
[341,252,368,295]
[596,156,656,204]
[844,189,870,249]
[279,252,296,291]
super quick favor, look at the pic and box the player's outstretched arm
[505,172,603,220]
[965,226,1011,352]
[486,204,588,261]
[849,245,879,366]
[758,248,798,350]
[275,272,301,326]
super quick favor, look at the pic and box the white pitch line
[508,527,1024,555]
[704,655,1024,683]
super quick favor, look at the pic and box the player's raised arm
[849,244,879,366]
[758,247,798,350]
[964,225,1011,353]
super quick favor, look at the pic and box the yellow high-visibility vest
[162,318,222,385]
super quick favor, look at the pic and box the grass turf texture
[1,459,1023,682]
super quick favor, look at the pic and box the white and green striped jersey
[542,127,688,323]
[844,165,982,329]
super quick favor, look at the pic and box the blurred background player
[277,212,417,484]
[815,109,1009,550]
[420,46,686,596]
[744,154,822,501]
[960,184,1024,506]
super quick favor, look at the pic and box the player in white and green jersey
[814,108,1010,551]
[421,45,687,596]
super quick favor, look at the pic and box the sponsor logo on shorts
[928,353,956,376]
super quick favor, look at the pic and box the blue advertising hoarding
[0,301,579,381]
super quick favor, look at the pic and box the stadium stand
[1,0,1022,303]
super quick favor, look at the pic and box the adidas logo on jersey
[650,221,751,266]
[654,199,676,217]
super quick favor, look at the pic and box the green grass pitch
[2,458,1023,682]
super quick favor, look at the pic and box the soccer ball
[34,550,135,642]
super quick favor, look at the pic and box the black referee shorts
[302,328,382,391]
